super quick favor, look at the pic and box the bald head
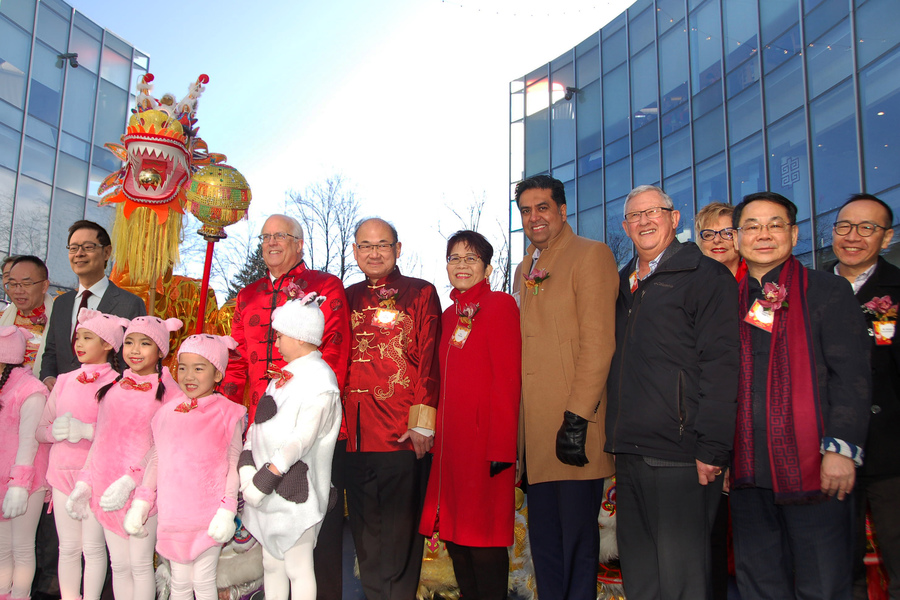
[260,214,305,278]
[353,217,401,282]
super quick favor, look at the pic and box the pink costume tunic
[143,392,245,563]
[35,363,117,495]
[0,367,49,517]
[80,368,177,538]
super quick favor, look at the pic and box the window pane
[805,0,848,41]
[726,54,760,98]
[731,133,765,200]
[606,137,630,165]
[510,121,524,183]
[767,109,811,221]
[60,132,90,161]
[579,149,603,176]
[552,162,575,183]
[763,24,801,73]
[576,79,601,156]
[856,0,900,68]
[100,44,131,89]
[12,176,50,256]
[578,169,603,211]
[0,165,15,251]
[633,143,660,186]
[660,25,689,114]
[21,137,55,184]
[632,47,658,132]
[603,66,628,142]
[47,188,84,285]
[665,169,695,241]
[552,63,575,167]
[0,101,23,132]
[765,56,803,124]
[662,102,690,136]
[602,28,626,71]
[25,117,57,147]
[36,2,69,53]
[605,158,631,204]
[657,0,684,33]
[0,122,19,170]
[511,86,524,122]
[61,66,97,141]
[696,152,728,205]
[728,83,761,143]
[690,1,723,94]
[69,26,101,73]
[810,81,859,214]
[605,197,633,268]
[526,76,548,117]
[860,51,900,194]
[579,205,604,241]
[93,80,128,151]
[0,17,31,109]
[663,126,691,177]
[807,19,852,99]
[760,0,799,44]
[693,80,723,117]
[525,107,549,177]
[576,43,599,87]
[630,7,655,54]
[693,105,725,162]
[723,0,759,71]
[1,0,35,31]
[28,43,65,127]
[56,152,88,196]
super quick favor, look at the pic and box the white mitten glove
[238,465,256,492]
[2,486,28,519]
[52,411,73,442]
[123,499,151,538]
[66,481,92,520]
[53,412,94,443]
[241,483,266,508]
[100,475,136,511]
[207,508,237,543]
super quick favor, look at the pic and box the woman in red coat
[419,230,522,600]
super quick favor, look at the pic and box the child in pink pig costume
[66,315,182,600]
[0,326,50,600]
[35,309,128,600]
[125,334,246,600]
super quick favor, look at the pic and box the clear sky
[71,0,635,303]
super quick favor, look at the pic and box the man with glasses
[343,217,441,600]
[222,213,350,600]
[606,184,739,599]
[1,256,54,375]
[40,220,145,389]
[828,193,900,600]
[728,192,870,600]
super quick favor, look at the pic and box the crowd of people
[0,176,896,600]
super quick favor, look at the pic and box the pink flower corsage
[863,295,898,320]
[759,282,788,310]
[524,268,550,296]
[284,280,304,299]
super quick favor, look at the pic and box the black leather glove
[489,461,513,477]
[556,410,589,466]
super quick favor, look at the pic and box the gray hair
[263,214,304,240]
[354,217,399,244]
[624,185,674,215]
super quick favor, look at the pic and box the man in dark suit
[830,193,900,600]
[40,219,145,388]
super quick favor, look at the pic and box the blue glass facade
[0,0,148,290]
[510,0,900,271]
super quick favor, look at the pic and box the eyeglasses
[699,228,735,241]
[737,221,794,236]
[624,206,674,223]
[447,254,481,265]
[257,232,299,243]
[356,243,396,253]
[833,221,889,238]
[6,280,46,291]
[66,243,106,254]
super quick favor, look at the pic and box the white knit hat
[271,292,326,346]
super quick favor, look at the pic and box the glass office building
[509,0,900,271]
[0,0,148,290]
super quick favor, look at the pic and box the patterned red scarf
[734,256,824,503]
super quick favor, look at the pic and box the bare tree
[286,174,361,282]
[439,192,512,292]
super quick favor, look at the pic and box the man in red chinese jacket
[344,217,441,600]
[222,213,350,600]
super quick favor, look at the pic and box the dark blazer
[40,280,146,379]
[828,257,900,478]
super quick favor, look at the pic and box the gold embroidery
[350,310,365,329]
[353,332,376,362]
[374,313,413,401]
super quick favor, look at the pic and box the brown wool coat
[515,223,618,484]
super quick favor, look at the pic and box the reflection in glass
[726,56,759,98]
[48,188,87,288]
[763,25,801,73]
[693,105,725,163]
[723,0,759,71]
[603,66,628,142]
[764,56,803,123]
[579,205,604,242]
[0,122,19,170]
[576,43,599,87]
[630,8,655,54]
[804,0,847,42]
[578,169,603,211]
[93,81,128,153]
[525,107,549,177]
[100,44,131,89]
[760,0,799,45]
[728,83,761,143]
[526,77,549,117]
[660,25,689,114]
[767,109,811,221]
[633,144,660,186]
[696,153,728,205]
[21,137,55,184]
[576,80,601,156]
[602,28,626,72]
[12,176,50,256]
[663,127,691,177]
[1,0,35,31]
[731,133,765,200]
[657,0,685,34]
[807,20,852,100]
[0,18,31,109]
[856,0,900,68]
[632,47,658,131]
[605,159,631,204]
[36,2,69,53]
[510,121,524,184]
[690,1,723,94]
[553,162,576,183]
[605,197,633,268]
[811,81,859,214]
[28,43,64,126]
[860,51,900,194]
[665,169,694,240]
[0,165,14,251]
[56,153,89,196]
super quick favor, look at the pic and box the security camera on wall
[57,52,79,68]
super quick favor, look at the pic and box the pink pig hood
[76,309,131,352]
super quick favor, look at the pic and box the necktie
[71,290,92,348]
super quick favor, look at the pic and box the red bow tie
[174,398,198,413]
[120,377,152,392]
[77,371,101,384]
[266,363,293,389]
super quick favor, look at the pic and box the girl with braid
[0,326,49,600]
[67,316,182,600]
[35,309,128,600]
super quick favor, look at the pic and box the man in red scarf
[222,214,350,600]
[730,192,871,600]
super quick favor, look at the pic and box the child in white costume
[239,293,341,600]
[35,309,127,600]
[124,333,246,600]
[0,326,49,600]
[67,315,182,600]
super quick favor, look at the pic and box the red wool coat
[419,279,521,547]
[222,262,351,424]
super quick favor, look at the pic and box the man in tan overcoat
[513,174,618,600]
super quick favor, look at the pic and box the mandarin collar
[366,267,403,289]
[450,278,490,306]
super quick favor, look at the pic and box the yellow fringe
[111,204,183,285]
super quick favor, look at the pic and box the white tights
[261,527,316,600]
[0,490,45,599]
[168,546,219,600]
[52,488,107,600]
[103,514,157,600]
